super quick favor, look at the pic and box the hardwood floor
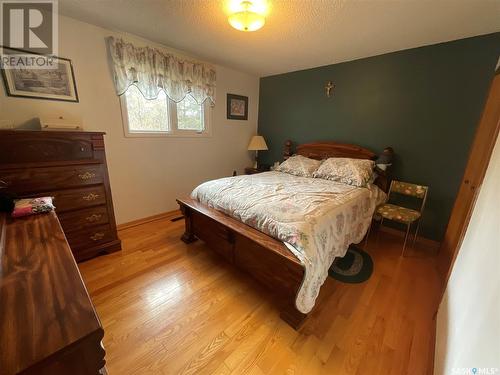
[78,212,440,375]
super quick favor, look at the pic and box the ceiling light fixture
[228,0,266,32]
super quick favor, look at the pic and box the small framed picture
[1,48,79,102]
[227,93,248,120]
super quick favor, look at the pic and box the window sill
[123,131,212,138]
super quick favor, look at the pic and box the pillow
[12,197,55,218]
[313,157,375,187]
[276,155,322,177]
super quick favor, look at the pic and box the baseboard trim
[117,210,181,231]
[379,226,441,251]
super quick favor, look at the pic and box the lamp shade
[247,135,268,151]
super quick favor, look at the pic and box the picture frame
[227,93,248,120]
[1,47,79,102]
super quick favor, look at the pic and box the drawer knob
[79,171,96,180]
[90,232,105,241]
[86,213,102,223]
[82,193,99,201]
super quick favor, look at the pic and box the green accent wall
[258,33,500,241]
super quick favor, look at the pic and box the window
[120,85,211,137]
[175,94,205,131]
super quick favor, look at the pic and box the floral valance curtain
[106,37,216,105]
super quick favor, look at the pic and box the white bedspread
[191,171,386,313]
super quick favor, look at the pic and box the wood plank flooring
[78,212,440,375]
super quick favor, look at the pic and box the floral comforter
[191,171,386,313]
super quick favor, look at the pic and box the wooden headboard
[283,140,394,192]
[284,140,377,161]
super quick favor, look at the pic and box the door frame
[437,68,500,288]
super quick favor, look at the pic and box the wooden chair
[366,180,428,256]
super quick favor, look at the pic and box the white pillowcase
[313,157,375,187]
[276,155,322,178]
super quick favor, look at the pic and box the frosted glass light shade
[228,0,266,32]
[228,12,265,32]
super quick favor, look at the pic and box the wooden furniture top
[177,197,301,266]
[0,211,103,374]
[284,140,378,161]
[0,129,106,136]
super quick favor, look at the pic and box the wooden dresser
[0,212,106,374]
[0,130,121,261]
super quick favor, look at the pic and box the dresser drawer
[0,133,95,164]
[51,185,107,212]
[0,165,103,193]
[65,224,116,250]
[59,206,109,233]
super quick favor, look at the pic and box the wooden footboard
[177,197,307,329]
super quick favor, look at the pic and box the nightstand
[244,167,269,175]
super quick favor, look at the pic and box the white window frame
[120,91,212,138]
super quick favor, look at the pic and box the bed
[177,140,393,329]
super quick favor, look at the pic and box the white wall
[434,133,500,374]
[0,15,259,224]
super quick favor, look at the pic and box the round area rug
[328,245,373,283]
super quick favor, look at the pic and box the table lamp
[247,135,268,169]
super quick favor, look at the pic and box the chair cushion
[391,181,427,198]
[376,204,421,223]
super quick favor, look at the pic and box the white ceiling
[59,0,500,77]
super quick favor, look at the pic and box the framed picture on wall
[1,47,79,102]
[227,93,248,120]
